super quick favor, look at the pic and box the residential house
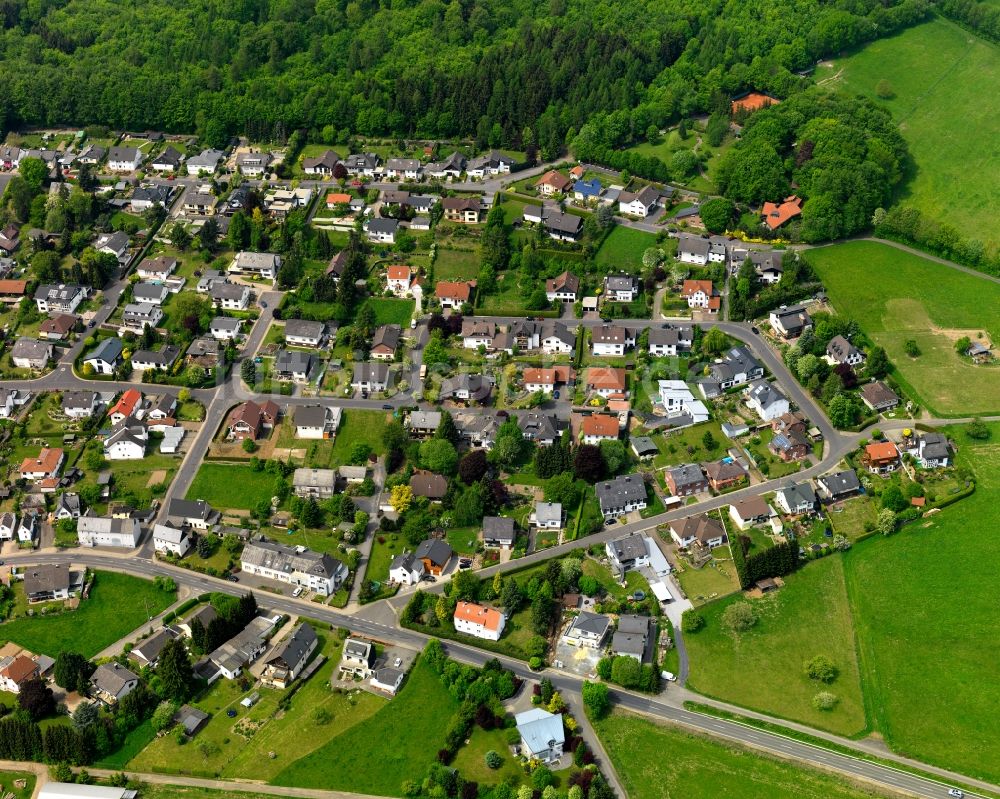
[414,539,453,575]
[669,513,728,548]
[606,533,652,574]
[453,412,500,450]
[604,274,638,302]
[133,282,169,305]
[410,471,448,501]
[817,470,862,501]
[407,410,441,437]
[302,150,341,175]
[768,429,811,462]
[441,197,481,224]
[519,413,561,445]
[676,235,713,266]
[439,372,493,404]
[389,552,426,586]
[698,346,764,397]
[371,667,405,695]
[345,152,382,176]
[664,464,708,497]
[745,380,790,422]
[528,208,583,241]
[531,501,562,530]
[339,465,367,484]
[352,362,391,393]
[522,365,573,395]
[292,468,338,499]
[769,306,812,338]
[186,149,224,175]
[0,387,28,419]
[826,335,865,367]
[425,151,466,179]
[0,512,16,541]
[681,280,720,313]
[227,399,280,440]
[386,265,414,296]
[241,538,349,596]
[61,391,98,419]
[130,346,180,372]
[775,482,818,515]
[130,185,171,212]
[282,319,326,348]
[482,516,516,548]
[77,516,141,547]
[648,327,683,357]
[619,185,659,217]
[746,250,785,283]
[95,231,130,264]
[860,381,900,413]
[908,432,951,468]
[541,322,575,355]
[16,513,37,543]
[129,628,180,668]
[236,151,273,177]
[19,448,65,481]
[467,150,514,178]
[152,523,192,556]
[384,158,422,180]
[23,564,71,602]
[586,367,627,398]
[657,380,709,424]
[704,458,748,491]
[535,170,572,196]
[84,338,123,375]
[454,601,506,641]
[167,498,221,530]
[109,389,142,425]
[562,611,612,649]
[264,187,314,217]
[761,195,802,230]
[262,623,318,688]
[39,313,77,340]
[573,178,603,203]
[371,324,401,361]
[11,338,53,369]
[200,616,277,682]
[591,324,634,356]
[436,280,475,309]
[274,350,315,382]
[0,656,38,694]
[34,284,87,314]
[104,420,148,460]
[340,637,376,679]
[863,441,900,474]
[186,337,222,369]
[120,302,163,333]
[595,474,648,518]
[106,146,142,172]
[729,497,776,530]
[611,615,651,662]
[0,278,28,304]
[210,282,251,310]
[230,251,279,282]
[515,708,565,763]
[545,271,580,303]
[294,404,341,439]
[581,414,619,444]
[210,316,242,341]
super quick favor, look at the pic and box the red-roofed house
[39,314,78,340]
[761,196,802,230]
[585,367,627,398]
[0,279,28,303]
[436,280,475,309]
[386,266,414,297]
[863,441,900,474]
[109,389,142,425]
[326,192,352,209]
[681,280,720,312]
[453,601,506,641]
[19,448,65,481]
[581,414,619,444]
[0,655,39,693]
[535,170,572,196]
[523,365,574,394]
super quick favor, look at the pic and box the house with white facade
[153,524,193,556]
[454,601,506,641]
[77,516,141,548]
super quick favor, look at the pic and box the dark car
[228,575,239,582]
[260,300,267,308]
[382,403,392,410]
[751,326,760,335]
[553,390,560,399]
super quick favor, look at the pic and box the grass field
[685,555,867,736]
[842,421,1000,782]
[0,771,34,799]
[806,240,1000,415]
[328,409,389,467]
[594,226,657,273]
[594,712,894,799]
[816,18,1000,248]
[185,464,278,510]
[0,571,175,658]
[451,726,529,786]
[433,246,480,282]
[274,657,457,794]
[370,298,415,326]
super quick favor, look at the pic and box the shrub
[804,655,838,684]
[721,601,757,633]
[812,691,838,711]
[485,750,502,769]
[681,610,705,633]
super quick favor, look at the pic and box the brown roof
[0,655,37,685]
[39,314,77,335]
[581,415,619,438]
[410,471,448,499]
[546,270,579,294]
[436,280,474,302]
[19,448,64,476]
[0,279,27,295]
[585,367,626,391]
[536,170,572,191]
[704,459,747,482]
[441,197,481,211]
[672,514,726,545]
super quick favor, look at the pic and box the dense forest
[0,0,929,152]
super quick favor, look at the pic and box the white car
[292,587,303,597]
[947,790,964,798]
[660,671,677,682]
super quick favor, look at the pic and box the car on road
[260,300,267,308]
[553,390,560,399]
[292,587,303,597]
[382,403,392,410]
[751,326,760,334]
[228,575,239,582]
[947,790,964,798]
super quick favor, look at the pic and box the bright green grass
[594,226,658,273]
[433,246,480,282]
[185,463,279,510]
[369,297,415,326]
[806,240,1000,415]
[685,555,867,736]
[594,711,895,799]
[450,726,529,786]
[842,421,1000,782]
[815,17,1000,247]
[0,771,35,799]
[0,571,175,658]
[328,409,389,467]
[273,658,457,794]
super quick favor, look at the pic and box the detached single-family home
[817,469,861,501]
[0,656,38,694]
[153,523,192,556]
[704,458,748,491]
[262,623,318,689]
[230,251,279,282]
[562,611,612,649]
[302,150,341,175]
[345,152,382,176]
[745,380,790,421]
[236,151,273,176]
[84,338,124,374]
[729,497,776,530]
[292,468,337,499]
[611,615,651,662]
[133,282,169,305]
[908,432,951,468]
[129,627,180,668]
[130,184,172,212]
[414,538,453,575]
[769,306,812,338]
[352,362,391,393]
[441,196,481,224]
[39,313,77,341]
[535,170,572,196]
[698,346,764,397]
[860,381,900,413]
[121,302,163,333]
[436,280,475,309]
[294,404,341,439]
[775,482,818,515]
[389,552,426,586]
[167,498,222,530]
[384,158,422,180]
[676,235,725,266]
[23,563,71,602]
[0,512,16,540]
[664,464,709,497]
[187,148,224,175]
[604,274,638,302]
[11,338,53,369]
[648,327,683,357]
[669,514,728,548]
[425,151,466,179]
[210,316,242,341]
[95,231,130,263]
[826,335,865,367]
[595,474,647,518]
[518,413,561,445]
[108,388,142,425]
[274,350,316,382]
[103,421,147,461]
[581,413,619,444]
[618,185,659,217]
[761,195,802,230]
[130,346,180,373]
[606,533,652,573]
[515,708,565,764]
[573,178,603,203]
[454,601,506,641]
[107,146,142,172]
[137,256,178,280]
[370,324,401,361]
[77,516,141,548]
[467,150,514,177]
[341,638,376,678]
[410,472,448,501]
[591,324,634,356]
[545,271,580,303]
[91,663,139,705]
[227,399,280,440]
[16,513,37,543]
[19,448,65,481]
[681,280,720,313]
[531,501,562,530]
[385,265,414,296]
[54,493,82,520]
[34,283,87,314]
[241,538,348,596]
[482,516,516,548]
[585,366,627,398]
[863,441,900,474]
[210,281,251,310]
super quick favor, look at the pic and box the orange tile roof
[0,279,27,295]
[569,165,585,178]
[454,601,503,631]
[707,296,722,310]
[524,367,556,386]
[326,192,351,205]
[761,195,802,230]
[19,447,64,476]
[0,655,37,685]
[681,279,713,298]
[581,414,619,438]
[387,266,412,281]
[586,367,626,391]
[865,441,899,461]
[536,170,572,191]
[110,388,142,419]
[436,280,474,301]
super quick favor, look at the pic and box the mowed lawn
[807,240,1000,415]
[369,297,415,326]
[843,422,1000,782]
[685,555,867,736]
[594,712,893,799]
[595,225,657,273]
[185,463,278,511]
[433,246,480,282]
[815,17,1000,247]
[273,657,457,794]
[329,409,389,467]
[0,572,176,658]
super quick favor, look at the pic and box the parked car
[660,671,677,682]
[382,403,392,410]
[292,587,303,597]
[228,575,239,582]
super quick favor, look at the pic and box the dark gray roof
[778,482,817,507]
[595,474,647,509]
[608,533,648,562]
[414,538,453,567]
[518,413,560,442]
[275,349,315,374]
[284,319,325,339]
[820,469,861,495]
[367,217,400,234]
[630,436,658,456]
[483,516,515,541]
[570,611,612,637]
[267,623,317,673]
[667,463,705,488]
[353,361,390,383]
